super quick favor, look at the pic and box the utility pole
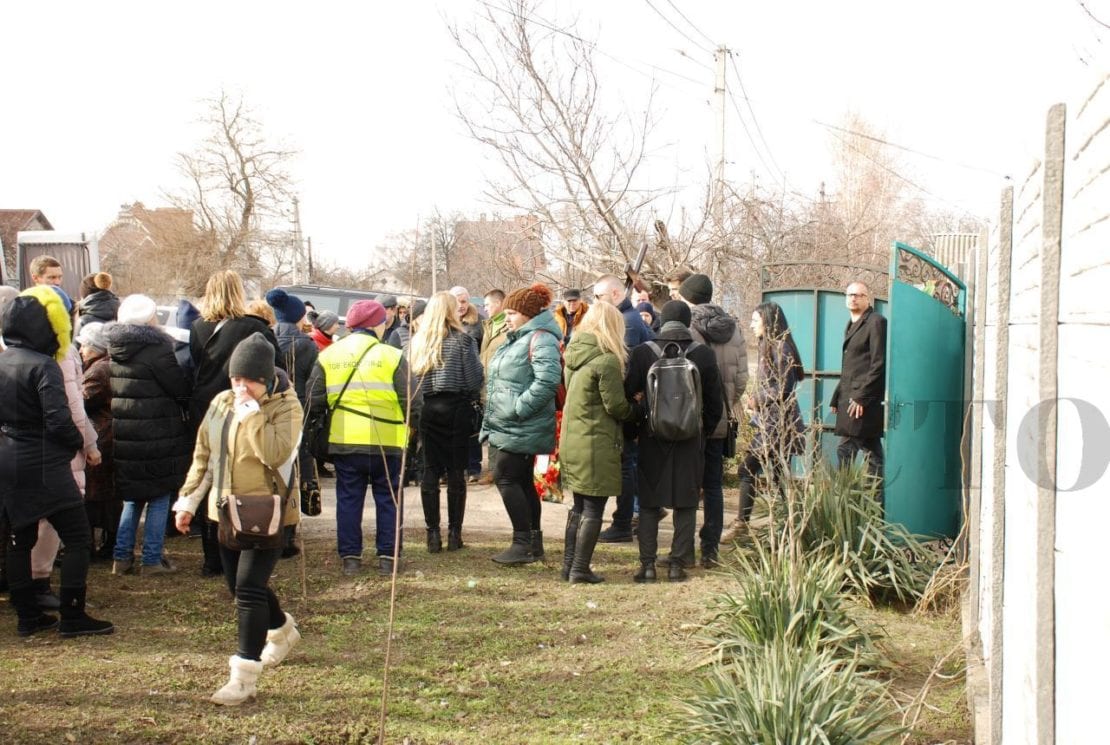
[306,237,314,284]
[429,225,437,294]
[712,45,728,230]
[291,197,303,284]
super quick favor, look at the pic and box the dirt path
[299,475,743,556]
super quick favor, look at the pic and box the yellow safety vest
[317,333,407,450]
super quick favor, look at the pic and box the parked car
[275,284,422,326]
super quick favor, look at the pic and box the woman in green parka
[481,283,563,566]
[558,301,636,583]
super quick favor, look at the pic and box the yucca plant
[673,641,904,745]
[701,539,885,669]
[754,462,940,603]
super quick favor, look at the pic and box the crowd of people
[0,254,886,706]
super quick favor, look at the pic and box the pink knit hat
[345,300,386,330]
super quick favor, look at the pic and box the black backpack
[645,340,702,442]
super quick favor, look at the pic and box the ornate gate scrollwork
[760,261,889,297]
[894,246,964,317]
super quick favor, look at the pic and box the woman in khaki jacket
[173,333,303,706]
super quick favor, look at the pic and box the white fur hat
[117,294,158,325]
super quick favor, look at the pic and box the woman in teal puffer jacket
[481,283,562,566]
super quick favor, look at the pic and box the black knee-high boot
[421,467,441,530]
[634,507,659,583]
[569,516,603,584]
[561,511,581,581]
[446,469,466,550]
[530,495,544,559]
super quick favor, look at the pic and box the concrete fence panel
[1055,73,1110,743]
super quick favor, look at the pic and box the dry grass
[0,523,970,744]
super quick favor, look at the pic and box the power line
[814,120,1006,177]
[728,52,784,183]
[726,84,781,187]
[827,131,980,216]
[674,47,713,73]
[642,0,714,54]
[477,0,708,90]
[664,0,717,48]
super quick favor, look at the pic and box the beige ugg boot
[210,655,263,706]
[260,612,301,667]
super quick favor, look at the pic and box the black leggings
[738,451,790,521]
[7,505,90,592]
[491,446,540,533]
[572,494,607,521]
[219,545,285,661]
[421,467,466,530]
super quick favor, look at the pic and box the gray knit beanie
[228,332,276,385]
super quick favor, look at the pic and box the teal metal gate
[884,243,966,538]
[760,246,967,538]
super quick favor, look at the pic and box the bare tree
[168,91,298,288]
[378,209,543,295]
[450,0,661,278]
[99,202,216,299]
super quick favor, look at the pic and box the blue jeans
[610,440,638,530]
[333,453,402,558]
[699,438,725,554]
[113,495,171,566]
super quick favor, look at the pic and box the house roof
[0,209,54,254]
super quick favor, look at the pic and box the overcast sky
[1,0,1099,272]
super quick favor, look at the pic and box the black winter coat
[188,315,283,427]
[830,307,887,439]
[0,296,84,529]
[625,324,723,509]
[106,323,192,501]
[77,289,120,330]
[274,321,318,403]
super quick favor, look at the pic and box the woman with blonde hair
[407,292,483,552]
[557,301,635,583]
[188,270,282,576]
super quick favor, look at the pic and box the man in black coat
[624,300,723,582]
[829,281,887,498]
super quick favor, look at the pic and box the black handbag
[305,342,375,462]
[723,416,739,458]
[468,398,484,436]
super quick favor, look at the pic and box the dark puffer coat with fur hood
[105,322,192,502]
